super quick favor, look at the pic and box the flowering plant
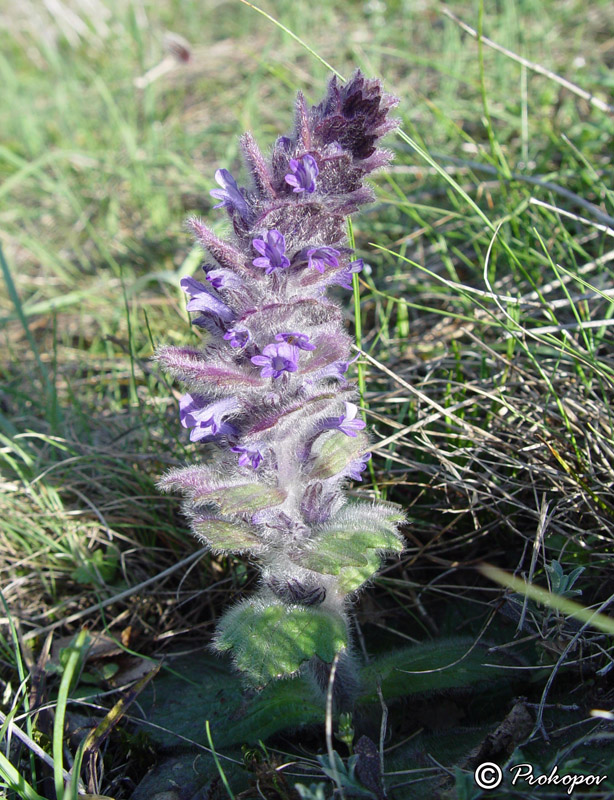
[157,71,404,708]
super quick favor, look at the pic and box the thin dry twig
[442,7,614,114]
[517,494,550,633]
[353,345,501,443]
[531,593,614,740]
[22,547,208,641]
[529,197,614,238]
[0,710,80,789]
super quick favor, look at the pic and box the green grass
[2,0,614,797]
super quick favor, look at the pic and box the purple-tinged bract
[156,70,403,704]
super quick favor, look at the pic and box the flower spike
[156,70,403,704]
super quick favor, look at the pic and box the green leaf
[194,483,286,515]
[137,653,326,750]
[347,498,406,525]
[297,501,404,587]
[80,662,120,684]
[0,749,46,800]
[191,516,266,554]
[300,527,403,575]
[309,432,368,480]
[337,551,382,593]
[360,637,518,702]
[214,599,348,686]
[70,547,119,585]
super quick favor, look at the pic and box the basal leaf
[360,637,520,703]
[137,653,325,751]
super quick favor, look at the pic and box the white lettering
[547,766,561,784]
[507,763,608,795]
[510,764,533,785]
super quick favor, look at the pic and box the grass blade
[0,750,46,800]
[52,629,89,800]
[480,564,614,636]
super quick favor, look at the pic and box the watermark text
[474,761,607,794]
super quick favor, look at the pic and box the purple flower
[307,246,340,273]
[312,353,360,384]
[347,452,371,481]
[251,342,300,378]
[179,394,240,441]
[180,276,234,322]
[285,154,319,193]
[274,332,316,351]
[321,402,366,437]
[205,268,244,291]
[336,258,363,289]
[223,327,250,348]
[210,168,249,219]
[252,230,291,274]
[231,443,266,469]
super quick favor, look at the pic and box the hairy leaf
[214,599,348,685]
[334,498,406,528]
[337,551,382,593]
[156,345,264,390]
[190,515,265,554]
[193,483,287,515]
[309,431,368,480]
[297,500,404,576]
[299,527,402,575]
[157,465,217,495]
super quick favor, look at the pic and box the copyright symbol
[474,762,503,790]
